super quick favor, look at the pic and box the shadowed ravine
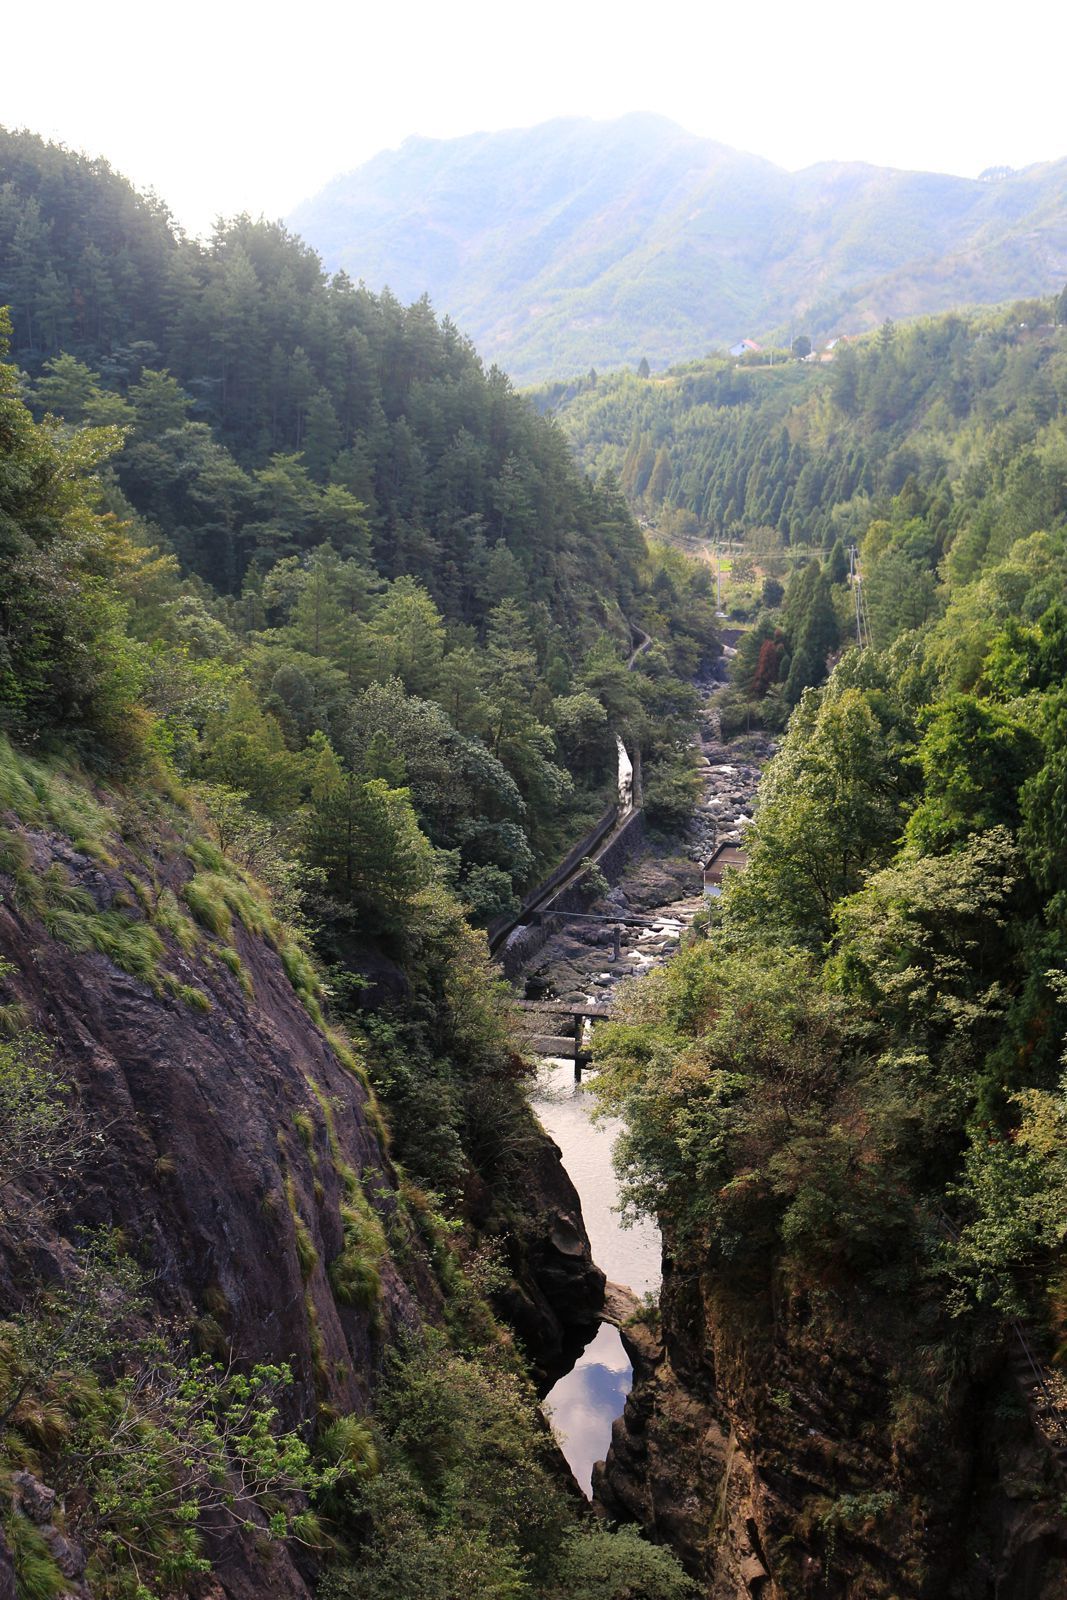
[526,710,768,1497]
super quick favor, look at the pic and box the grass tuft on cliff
[0,738,116,864]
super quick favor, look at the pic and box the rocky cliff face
[0,817,422,1400]
[0,794,602,1595]
[595,1243,1067,1599]
[491,1123,606,1384]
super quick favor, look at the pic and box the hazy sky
[5,0,1066,238]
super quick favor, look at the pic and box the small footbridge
[516,999,613,1074]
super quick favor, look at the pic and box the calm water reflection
[533,1058,661,1494]
[531,1059,660,1296]
[543,1323,632,1494]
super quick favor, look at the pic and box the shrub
[328,1202,385,1309]
[545,1524,695,1599]
[0,1228,329,1598]
[579,857,610,900]
[318,1414,379,1482]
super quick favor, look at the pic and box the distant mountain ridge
[288,113,1067,384]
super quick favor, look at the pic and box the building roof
[703,842,749,886]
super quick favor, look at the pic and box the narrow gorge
[516,658,1067,1598]
[508,685,771,1523]
[6,117,1067,1600]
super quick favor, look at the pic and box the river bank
[519,721,773,1015]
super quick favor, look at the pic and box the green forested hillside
[287,114,1067,382]
[597,567,1067,1582]
[541,296,1067,551]
[0,127,716,919]
[0,126,639,612]
[539,294,1067,719]
[0,323,694,1600]
[582,295,1067,1587]
[11,112,1067,1598]
[0,135,702,1600]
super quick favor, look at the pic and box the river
[526,719,772,1497]
[533,1057,660,1495]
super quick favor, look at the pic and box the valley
[3,104,1067,1600]
[512,678,768,1509]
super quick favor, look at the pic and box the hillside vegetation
[0,126,716,918]
[541,293,1067,725]
[288,114,1067,382]
[541,293,1067,547]
[0,131,703,1600]
[10,113,1067,1598]
[586,293,1067,1591]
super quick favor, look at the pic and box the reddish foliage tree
[752,637,783,698]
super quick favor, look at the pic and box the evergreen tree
[826,538,849,586]
[304,772,433,939]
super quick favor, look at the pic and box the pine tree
[302,387,341,481]
[826,539,849,586]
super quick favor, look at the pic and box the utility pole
[850,544,866,648]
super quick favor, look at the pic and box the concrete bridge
[517,1000,614,1021]
[516,999,614,1075]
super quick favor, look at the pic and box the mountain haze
[289,113,1067,382]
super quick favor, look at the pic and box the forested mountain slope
[13,113,1067,1600]
[579,293,1067,1595]
[0,126,716,920]
[542,293,1067,641]
[543,290,1067,740]
[288,114,1067,381]
[0,123,640,612]
[0,140,697,1600]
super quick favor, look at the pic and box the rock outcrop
[492,1122,606,1381]
[595,1249,1067,1599]
[0,801,604,1594]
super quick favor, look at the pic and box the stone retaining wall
[487,803,617,953]
[499,810,647,980]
